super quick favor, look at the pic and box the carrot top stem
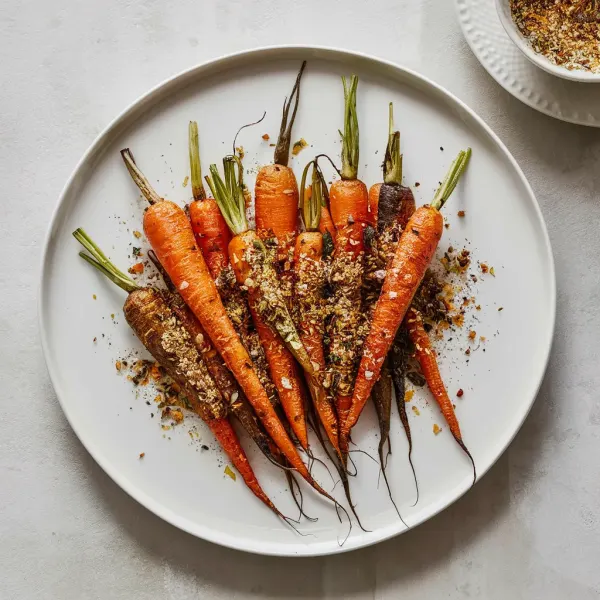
[299,160,325,232]
[120,149,162,205]
[189,121,206,201]
[73,228,138,293]
[383,102,402,185]
[205,156,248,236]
[273,61,307,166]
[340,75,359,181]
[430,148,472,211]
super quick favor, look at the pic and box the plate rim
[38,44,557,557]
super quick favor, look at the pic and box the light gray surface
[1,0,598,598]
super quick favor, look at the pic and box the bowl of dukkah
[497,0,600,82]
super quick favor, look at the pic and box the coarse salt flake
[179,281,189,290]
[281,377,293,390]
[365,370,374,380]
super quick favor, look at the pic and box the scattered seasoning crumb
[404,389,415,403]
[128,262,144,275]
[115,360,122,371]
[480,335,486,342]
[498,307,504,312]
[262,133,270,141]
[480,262,489,274]
[465,347,471,355]
[490,266,496,277]
[457,389,464,397]
[440,146,444,151]
[224,465,237,481]
[93,337,97,343]
[468,330,476,340]
[292,138,308,156]
[269,143,276,147]
[132,247,142,257]
[182,175,189,187]
[411,405,421,416]
[415,182,420,187]
[201,444,209,451]
[457,210,466,218]
[476,305,481,311]
[92,294,97,300]
[433,424,442,435]
[139,452,145,459]
[111,313,115,320]
[444,223,450,229]
[133,230,142,239]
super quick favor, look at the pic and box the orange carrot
[295,160,340,455]
[405,306,476,482]
[73,229,286,517]
[319,204,337,245]
[186,122,233,280]
[255,61,306,264]
[119,150,326,495]
[325,76,369,448]
[206,157,318,449]
[343,148,472,437]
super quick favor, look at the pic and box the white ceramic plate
[457,0,600,126]
[39,46,555,557]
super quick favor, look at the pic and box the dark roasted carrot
[343,148,472,437]
[405,306,476,482]
[119,150,327,495]
[73,229,286,516]
[325,76,369,452]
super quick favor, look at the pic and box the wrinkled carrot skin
[207,416,281,512]
[251,304,309,450]
[142,200,311,480]
[255,164,298,262]
[294,232,340,454]
[189,198,231,280]
[344,205,443,434]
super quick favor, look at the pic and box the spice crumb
[457,210,466,218]
[404,389,415,403]
[433,424,442,435]
[133,230,142,239]
[139,452,145,459]
[457,388,464,397]
[92,294,97,300]
[292,138,308,156]
[115,360,122,371]
[262,133,270,141]
[411,405,420,416]
[182,175,189,188]
[224,465,237,481]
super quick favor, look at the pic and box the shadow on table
[76,328,560,598]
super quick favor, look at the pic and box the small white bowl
[496,0,600,83]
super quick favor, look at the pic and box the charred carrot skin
[405,307,476,482]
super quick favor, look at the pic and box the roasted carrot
[187,122,232,280]
[295,160,340,455]
[73,228,287,516]
[325,76,369,451]
[120,150,329,497]
[206,156,314,449]
[255,61,306,265]
[343,148,472,436]
[405,306,476,482]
